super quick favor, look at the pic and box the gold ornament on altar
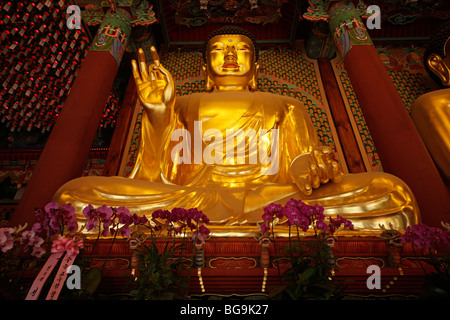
[53,26,420,235]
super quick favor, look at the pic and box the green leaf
[81,268,102,295]
[268,285,287,299]
[159,291,175,300]
[298,267,316,283]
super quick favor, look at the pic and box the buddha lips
[170,120,280,175]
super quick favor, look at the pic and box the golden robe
[54,91,420,232]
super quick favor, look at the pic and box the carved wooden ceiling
[74,0,450,47]
[154,0,450,48]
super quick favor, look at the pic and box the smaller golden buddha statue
[411,23,450,182]
[53,26,420,234]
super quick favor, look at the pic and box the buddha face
[427,38,450,87]
[204,34,259,90]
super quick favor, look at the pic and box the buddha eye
[211,43,225,52]
[236,44,251,52]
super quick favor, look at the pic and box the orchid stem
[100,228,118,273]
[271,221,282,285]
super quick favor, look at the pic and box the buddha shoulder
[413,88,450,108]
[412,88,450,117]
[256,91,306,114]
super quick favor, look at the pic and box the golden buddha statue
[411,23,450,182]
[53,26,420,233]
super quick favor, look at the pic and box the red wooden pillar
[102,75,137,177]
[10,9,132,227]
[318,58,366,173]
[328,2,450,227]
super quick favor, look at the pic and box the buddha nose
[224,45,237,62]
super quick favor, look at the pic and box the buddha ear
[427,53,450,86]
[202,63,214,91]
[248,62,260,91]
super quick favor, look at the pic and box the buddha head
[202,26,260,91]
[425,22,450,87]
